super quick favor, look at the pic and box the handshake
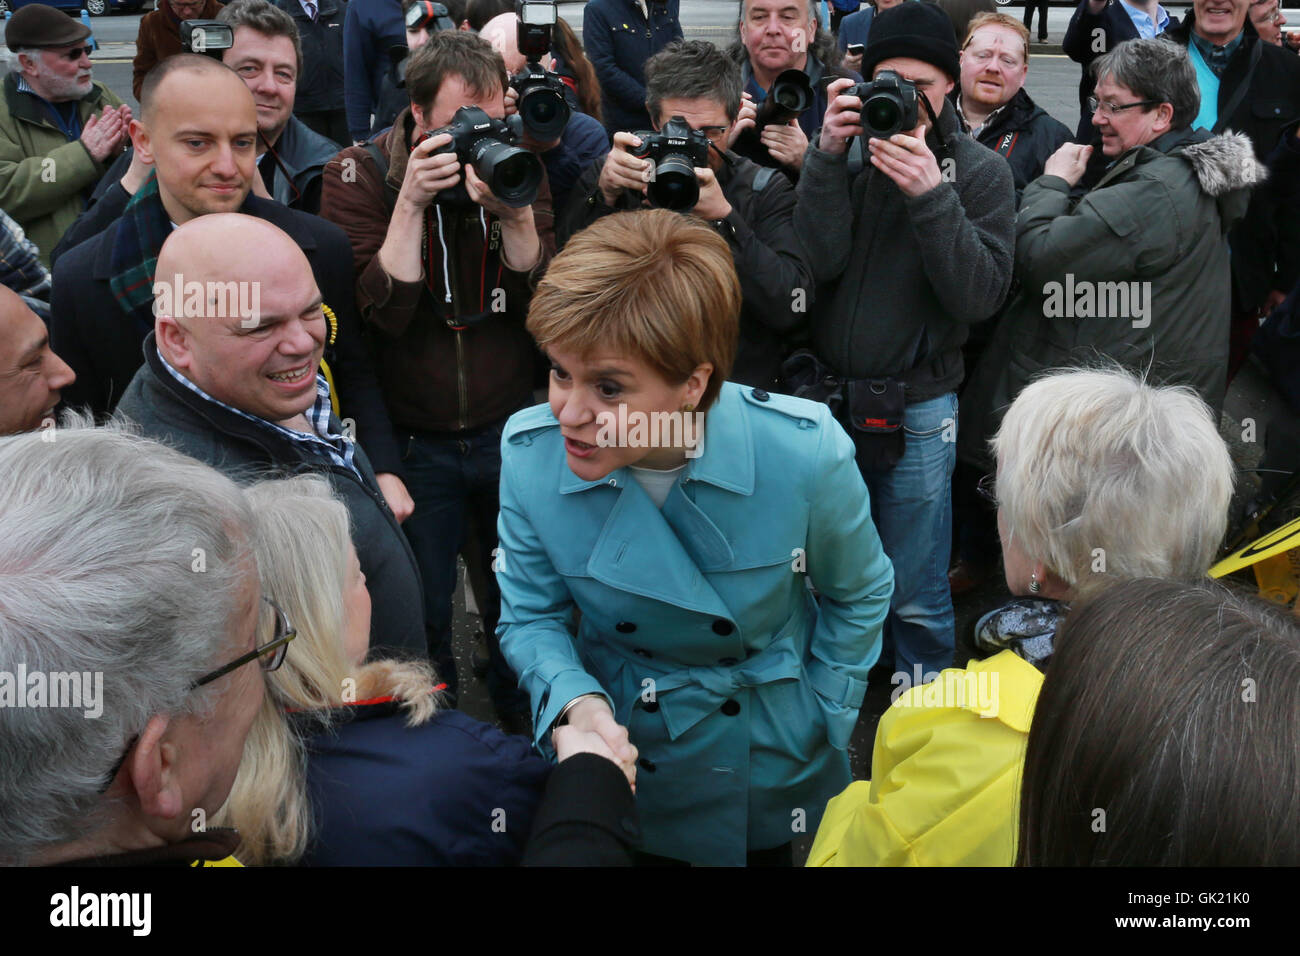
[553,695,639,793]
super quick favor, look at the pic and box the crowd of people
[0,0,1298,868]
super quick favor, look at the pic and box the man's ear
[133,120,154,164]
[410,101,428,131]
[156,315,194,371]
[128,714,184,821]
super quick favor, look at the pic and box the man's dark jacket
[1166,12,1300,311]
[793,98,1016,403]
[117,332,425,660]
[260,115,343,215]
[966,88,1073,204]
[344,0,406,142]
[584,0,683,135]
[49,192,403,475]
[274,0,348,115]
[1063,0,1180,142]
[560,150,813,390]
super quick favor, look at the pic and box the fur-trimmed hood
[1158,127,1266,231]
[1180,129,1268,196]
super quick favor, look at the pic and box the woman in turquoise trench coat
[495,210,894,865]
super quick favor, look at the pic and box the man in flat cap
[0,5,130,265]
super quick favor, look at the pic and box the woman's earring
[683,403,696,413]
[1029,571,1042,595]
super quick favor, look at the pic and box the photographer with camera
[560,41,813,391]
[320,30,553,731]
[479,8,608,212]
[730,0,858,181]
[793,1,1014,679]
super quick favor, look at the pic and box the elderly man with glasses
[0,5,129,267]
[0,420,286,866]
[959,37,1264,483]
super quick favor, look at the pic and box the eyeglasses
[191,596,296,688]
[1088,96,1159,117]
[53,45,94,62]
[95,596,296,793]
[976,472,998,507]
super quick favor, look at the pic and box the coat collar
[90,191,321,281]
[3,71,107,130]
[557,382,754,496]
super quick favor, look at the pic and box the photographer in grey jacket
[793,1,1014,679]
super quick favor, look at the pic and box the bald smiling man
[116,213,427,662]
[48,54,412,521]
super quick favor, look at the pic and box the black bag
[847,377,906,472]
[781,350,907,471]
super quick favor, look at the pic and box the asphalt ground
[27,0,1292,864]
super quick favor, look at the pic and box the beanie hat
[5,4,92,50]
[861,2,960,83]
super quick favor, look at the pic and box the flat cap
[5,5,92,50]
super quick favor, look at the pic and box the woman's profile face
[342,543,371,667]
[547,346,711,482]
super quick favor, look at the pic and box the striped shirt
[156,347,359,475]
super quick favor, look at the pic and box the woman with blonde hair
[215,476,550,866]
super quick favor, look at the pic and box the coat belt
[644,630,863,741]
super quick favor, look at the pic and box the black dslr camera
[848,70,919,139]
[420,105,543,208]
[629,116,711,212]
[755,69,814,129]
[509,0,571,141]
[179,20,233,59]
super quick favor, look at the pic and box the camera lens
[647,155,699,211]
[864,95,902,137]
[519,86,571,140]
[774,87,802,112]
[475,142,543,207]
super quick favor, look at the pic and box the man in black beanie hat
[792,0,1014,684]
[0,4,129,265]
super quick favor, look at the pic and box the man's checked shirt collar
[156,346,359,475]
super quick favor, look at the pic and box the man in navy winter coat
[584,0,683,136]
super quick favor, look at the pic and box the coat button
[621,816,639,836]
[615,621,637,633]
[752,388,770,402]
[642,699,660,713]
[712,619,734,635]
[721,699,741,716]
[633,647,652,658]
[718,656,738,666]
[639,757,657,772]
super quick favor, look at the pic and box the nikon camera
[629,117,711,212]
[509,0,571,141]
[419,106,543,208]
[847,70,919,139]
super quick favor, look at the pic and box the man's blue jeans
[400,419,529,716]
[858,391,958,679]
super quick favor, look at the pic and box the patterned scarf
[108,171,172,335]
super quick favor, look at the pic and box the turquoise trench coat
[496,381,895,865]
